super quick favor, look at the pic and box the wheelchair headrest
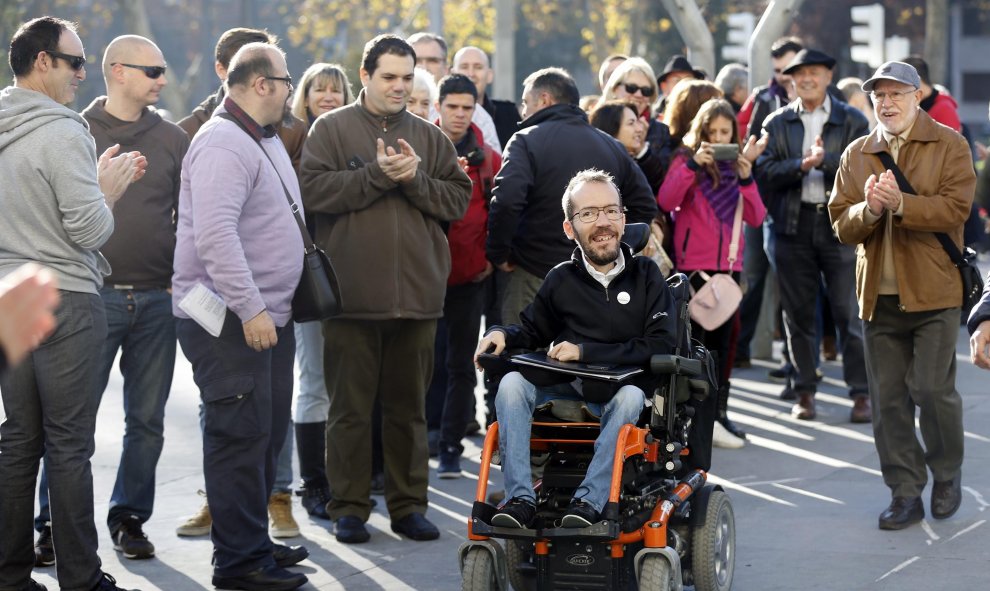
[622,223,651,254]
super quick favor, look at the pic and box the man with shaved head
[452,45,521,149]
[30,34,188,565]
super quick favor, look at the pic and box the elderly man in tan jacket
[830,61,975,532]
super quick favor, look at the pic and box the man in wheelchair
[474,169,677,530]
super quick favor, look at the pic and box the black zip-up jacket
[755,98,869,236]
[486,104,658,279]
[492,244,676,380]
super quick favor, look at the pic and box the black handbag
[217,113,342,321]
[875,151,983,310]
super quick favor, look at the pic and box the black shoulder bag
[217,113,342,321]
[876,151,983,310]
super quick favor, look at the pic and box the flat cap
[861,61,922,92]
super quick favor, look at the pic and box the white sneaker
[712,421,745,449]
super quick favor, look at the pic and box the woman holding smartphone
[657,98,767,449]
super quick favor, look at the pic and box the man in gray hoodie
[0,16,143,591]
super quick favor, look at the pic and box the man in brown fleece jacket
[300,34,471,545]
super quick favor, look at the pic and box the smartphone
[711,143,739,161]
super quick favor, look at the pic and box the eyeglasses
[417,56,445,65]
[45,50,86,71]
[622,83,655,97]
[265,75,293,92]
[871,90,914,104]
[571,205,624,224]
[112,63,167,79]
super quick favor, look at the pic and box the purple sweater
[172,106,303,326]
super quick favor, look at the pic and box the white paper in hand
[178,282,227,337]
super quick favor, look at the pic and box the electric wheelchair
[458,223,736,591]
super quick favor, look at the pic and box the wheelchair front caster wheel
[462,547,498,591]
[638,554,676,591]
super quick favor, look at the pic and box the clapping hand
[376,138,420,183]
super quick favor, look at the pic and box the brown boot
[792,393,816,420]
[850,395,872,423]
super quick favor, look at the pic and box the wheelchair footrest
[471,517,621,542]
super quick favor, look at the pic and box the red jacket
[445,123,502,285]
[926,91,961,133]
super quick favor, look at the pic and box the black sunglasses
[622,82,655,97]
[45,50,86,71]
[112,63,167,79]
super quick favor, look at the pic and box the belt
[800,202,828,213]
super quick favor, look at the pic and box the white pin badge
[617,291,631,305]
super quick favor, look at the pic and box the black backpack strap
[874,150,964,266]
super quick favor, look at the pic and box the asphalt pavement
[12,324,990,591]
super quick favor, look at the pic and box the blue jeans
[0,291,106,591]
[495,372,645,513]
[36,288,175,532]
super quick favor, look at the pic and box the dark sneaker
[111,515,155,559]
[561,499,600,528]
[437,451,461,479]
[390,512,440,541]
[335,515,370,544]
[34,524,55,567]
[24,579,47,591]
[297,486,331,519]
[491,497,536,529]
[272,543,309,568]
[90,572,138,591]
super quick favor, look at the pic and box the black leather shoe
[561,499,600,528]
[212,565,307,591]
[878,496,924,530]
[335,515,370,544]
[391,512,440,541]
[272,543,308,568]
[22,580,47,591]
[931,478,962,519]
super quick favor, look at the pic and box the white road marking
[771,482,844,504]
[875,556,920,582]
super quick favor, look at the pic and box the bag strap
[727,196,744,266]
[874,151,965,266]
[217,112,317,254]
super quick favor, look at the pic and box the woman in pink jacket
[657,98,766,449]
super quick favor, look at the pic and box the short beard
[578,233,620,267]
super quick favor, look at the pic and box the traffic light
[722,12,755,63]
[850,4,885,69]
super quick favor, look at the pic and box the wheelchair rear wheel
[505,540,536,591]
[462,547,498,591]
[690,489,735,591]
[637,554,675,591]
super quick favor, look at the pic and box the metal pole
[748,0,805,91]
[659,0,715,80]
[428,0,444,36]
[493,0,516,101]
